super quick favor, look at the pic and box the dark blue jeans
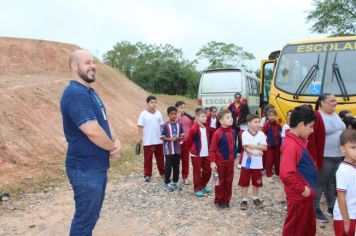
[66,167,108,236]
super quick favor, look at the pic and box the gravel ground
[0,164,333,236]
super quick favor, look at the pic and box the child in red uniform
[280,105,317,236]
[175,101,194,185]
[333,130,356,236]
[210,109,236,209]
[238,114,267,210]
[262,108,282,183]
[185,108,212,197]
[207,106,219,144]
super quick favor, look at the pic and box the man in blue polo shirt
[60,50,121,236]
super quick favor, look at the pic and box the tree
[306,0,356,36]
[103,41,138,78]
[103,41,200,97]
[196,41,255,69]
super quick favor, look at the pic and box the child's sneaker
[220,203,230,209]
[183,179,190,185]
[253,198,264,208]
[160,175,165,179]
[172,182,182,192]
[267,177,274,183]
[202,186,212,193]
[164,183,174,192]
[237,164,242,169]
[326,207,333,217]
[240,200,248,210]
[195,190,205,197]
[144,176,151,182]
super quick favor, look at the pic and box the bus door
[259,59,276,113]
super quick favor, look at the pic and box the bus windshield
[201,71,242,93]
[275,40,356,96]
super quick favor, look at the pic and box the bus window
[323,50,356,96]
[247,76,259,96]
[201,71,242,93]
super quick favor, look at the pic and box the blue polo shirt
[60,80,111,170]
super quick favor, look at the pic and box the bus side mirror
[268,51,281,60]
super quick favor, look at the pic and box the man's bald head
[69,50,93,70]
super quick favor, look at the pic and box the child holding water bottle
[238,114,267,210]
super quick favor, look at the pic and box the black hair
[205,107,211,111]
[195,107,205,116]
[167,106,177,115]
[218,109,231,121]
[339,110,352,120]
[315,93,333,111]
[146,95,157,103]
[247,114,259,123]
[210,106,217,111]
[234,92,241,98]
[237,103,250,126]
[175,101,185,107]
[290,105,315,128]
[340,129,356,146]
[352,119,356,130]
[343,116,355,128]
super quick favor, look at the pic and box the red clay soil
[0,37,197,192]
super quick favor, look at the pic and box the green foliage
[104,42,200,97]
[196,41,255,69]
[306,0,356,36]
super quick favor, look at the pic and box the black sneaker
[253,198,264,208]
[240,200,248,210]
[315,208,329,223]
[144,176,151,182]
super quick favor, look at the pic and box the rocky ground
[0,163,333,236]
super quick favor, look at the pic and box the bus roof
[286,36,356,46]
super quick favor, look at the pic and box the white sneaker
[237,164,242,169]
[183,179,190,185]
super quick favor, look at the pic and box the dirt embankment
[0,37,196,192]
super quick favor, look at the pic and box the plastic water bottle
[213,171,219,186]
[246,155,252,170]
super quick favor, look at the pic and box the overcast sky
[1,0,325,70]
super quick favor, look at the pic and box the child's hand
[301,186,311,197]
[343,219,350,234]
[211,162,217,171]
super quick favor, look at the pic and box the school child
[333,130,356,236]
[161,106,184,192]
[281,110,292,140]
[236,103,250,168]
[205,107,211,117]
[280,105,317,236]
[207,106,219,144]
[342,116,355,130]
[175,101,194,185]
[259,104,275,129]
[185,108,212,197]
[138,95,165,182]
[238,114,267,210]
[210,109,237,208]
[262,108,282,183]
[339,110,353,120]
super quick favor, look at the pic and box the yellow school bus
[260,36,356,124]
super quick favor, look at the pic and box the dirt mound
[0,37,196,191]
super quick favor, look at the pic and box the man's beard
[77,67,95,83]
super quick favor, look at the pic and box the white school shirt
[199,126,209,157]
[210,117,217,129]
[138,110,164,146]
[241,130,267,169]
[333,161,356,220]
[281,124,290,139]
